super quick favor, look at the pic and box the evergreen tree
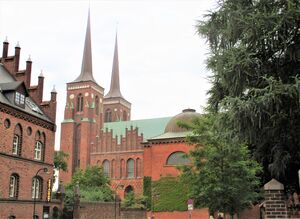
[198,0,300,189]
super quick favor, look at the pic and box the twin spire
[73,9,123,99]
[73,9,95,83]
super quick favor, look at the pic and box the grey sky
[1,0,216,149]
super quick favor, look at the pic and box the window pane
[34,141,42,160]
[9,176,16,197]
[127,159,134,178]
[167,152,190,165]
[32,178,40,199]
[103,160,110,177]
[12,135,19,155]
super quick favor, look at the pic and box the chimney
[14,42,21,72]
[51,85,57,102]
[2,37,9,58]
[38,70,44,103]
[25,55,32,87]
[51,85,57,122]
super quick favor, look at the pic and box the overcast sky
[1,0,217,149]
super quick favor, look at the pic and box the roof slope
[103,117,171,140]
[0,64,52,123]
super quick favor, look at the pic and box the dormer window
[15,92,25,106]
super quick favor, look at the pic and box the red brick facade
[0,40,58,218]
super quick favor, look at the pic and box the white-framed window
[32,177,41,199]
[15,92,25,105]
[12,135,19,155]
[34,141,43,160]
[9,174,19,198]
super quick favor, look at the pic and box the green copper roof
[103,117,171,140]
[148,131,192,140]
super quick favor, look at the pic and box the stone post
[264,179,289,218]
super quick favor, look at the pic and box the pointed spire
[105,32,123,98]
[73,8,96,83]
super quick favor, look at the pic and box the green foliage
[68,165,110,190]
[152,176,190,212]
[198,0,300,189]
[143,176,152,210]
[182,114,262,216]
[121,191,147,209]
[65,166,114,202]
[54,151,69,171]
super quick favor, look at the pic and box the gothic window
[105,109,112,122]
[77,93,84,112]
[120,159,125,178]
[9,174,19,198]
[32,177,43,199]
[12,124,22,156]
[102,160,110,177]
[166,151,191,166]
[34,131,45,161]
[123,111,127,121]
[95,96,99,115]
[127,159,134,178]
[136,158,141,178]
[111,159,115,178]
[34,141,43,160]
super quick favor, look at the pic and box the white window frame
[12,135,19,155]
[34,141,42,160]
[9,175,17,198]
[15,92,25,105]
[32,177,40,199]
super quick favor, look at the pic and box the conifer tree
[198,0,300,189]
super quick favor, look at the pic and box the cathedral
[60,10,200,197]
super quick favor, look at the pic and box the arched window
[12,124,22,156]
[95,96,99,115]
[127,159,134,178]
[8,216,16,219]
[111,159,115,178]
[105,109,112,122]
[9,174,19,198]
[120,159,125,178]
[136,158,141,178]
[166,151,191,166]
[32,177,43,199]
[102,160,110,177]
[123,111,127,121]
[77,93,84,112]
[34,131,45,161]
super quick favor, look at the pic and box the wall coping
[264,178,284,190]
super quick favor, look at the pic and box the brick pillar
[264,179,290,219]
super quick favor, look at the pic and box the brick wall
[146,209,209,219]
[74,201,146,219]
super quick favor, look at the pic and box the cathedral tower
[103,33,131,122]
[60,10,104,183]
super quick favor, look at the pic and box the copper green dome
[164,109,201,133]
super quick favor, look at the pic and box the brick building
[0,39,59,218]
[60,11,199,199]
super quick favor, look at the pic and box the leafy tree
[66,166,113,202]
[181,114,261,218]
[198,0,300,189]
[121,191,146,209]
[54,151,69,172]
